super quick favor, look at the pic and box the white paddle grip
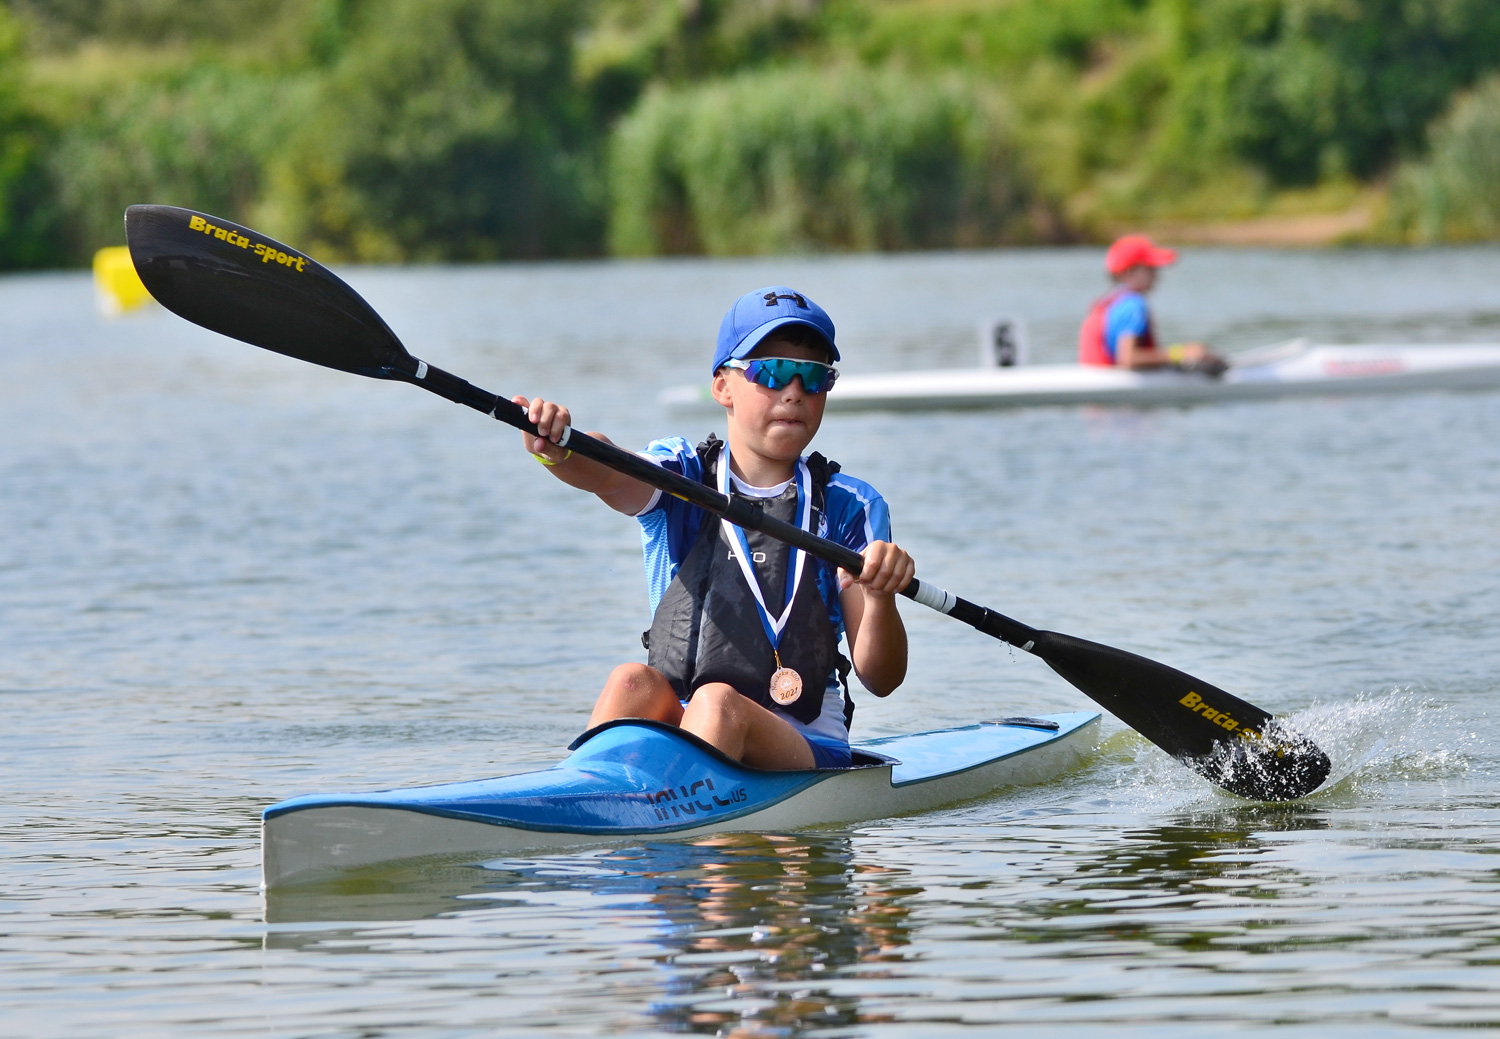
[910,579,957,615]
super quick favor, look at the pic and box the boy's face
[710,334,831,466]
[1120,264,1159,292]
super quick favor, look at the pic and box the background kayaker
[514,286,915,771]
[1079,234,1227,375]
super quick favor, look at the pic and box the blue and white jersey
[633,436,892,746]
[634,436,891,627]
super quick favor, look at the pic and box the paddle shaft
[387,354,1043,650]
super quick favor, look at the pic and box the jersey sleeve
[1103,293,1150,356]
[812,471,890,642]
[824,472,891,553]
[633,436,700,516]
[635,437,702,613]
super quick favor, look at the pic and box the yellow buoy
[93,245,153,317]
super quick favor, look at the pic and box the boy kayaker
[1079,234,1226,375]
[515,286,914,771]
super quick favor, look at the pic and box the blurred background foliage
[1389,73,1500,243]
[607,66,1055,255]
[3,0,1500,267]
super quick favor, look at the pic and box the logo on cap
[763,291,808,308]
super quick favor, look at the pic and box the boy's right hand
[514,395,572,462]
[508,399,651,514]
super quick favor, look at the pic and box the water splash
[1290,688,1474,792]
[1095,689,1473,808]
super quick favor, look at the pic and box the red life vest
[1078,288,1154,366]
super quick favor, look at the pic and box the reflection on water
[270,834,914,1036]
[260,809,1377,1035]
[1105,806,1333,881]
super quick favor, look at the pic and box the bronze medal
[769,666,803,705]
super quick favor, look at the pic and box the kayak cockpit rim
[565,716,899,770]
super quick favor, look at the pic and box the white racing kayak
[263,712,1100,888]
[660,340,1500,414]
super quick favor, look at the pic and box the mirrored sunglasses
[721,357,839,394]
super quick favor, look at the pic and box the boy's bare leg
[588,663,683,728]
[680,683,816,770]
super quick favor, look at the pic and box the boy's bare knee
[684,682,741,718]
[591,664,679,727]
[606,662,661,696]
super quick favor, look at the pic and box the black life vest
[644,436,851,726]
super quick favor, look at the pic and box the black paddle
[124,204,1331,801]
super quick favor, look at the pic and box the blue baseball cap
[711,286,838,375]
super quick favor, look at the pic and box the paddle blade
[124,205,411,378]
[1032,631,1330,801]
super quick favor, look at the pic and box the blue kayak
[263,712,1100,887]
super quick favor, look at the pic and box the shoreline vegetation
[3,0,1500,269]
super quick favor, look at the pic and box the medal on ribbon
[769,665,803,705]
[719,446,813,707]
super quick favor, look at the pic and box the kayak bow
[262,712,1100,887]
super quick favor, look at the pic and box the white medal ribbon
[718,444,812,652]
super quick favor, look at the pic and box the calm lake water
[6,245,1500,1036]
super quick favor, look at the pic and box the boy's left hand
[840,540,915,599]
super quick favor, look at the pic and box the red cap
[1105,234,1177,275]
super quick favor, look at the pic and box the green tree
[0,7,63,267]
[579,0,832,112]
[1388,75,1500,242]
[49,66,301,257]
[9,0,292,48]
[1151,0,1500,187]
[262,0,601,261]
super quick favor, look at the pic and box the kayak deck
[660,342,1500,414]
[262,711,1100,887]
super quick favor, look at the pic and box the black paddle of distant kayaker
[123,203,1331,802]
